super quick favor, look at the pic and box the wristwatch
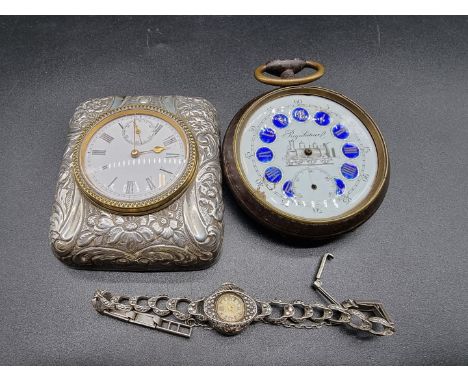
[92,254,395,338]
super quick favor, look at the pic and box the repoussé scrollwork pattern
[50,96,223,270]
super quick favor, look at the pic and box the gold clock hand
[138,146,166,155]
[152,146,166,154]
[136,125,143,144]
[133,119,136,150]
[130,119,140,158]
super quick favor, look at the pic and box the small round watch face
[237,92,380,220]
[74,106,197,213]
[215,292,246,323]
[204,287,258,334]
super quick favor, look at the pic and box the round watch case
[222,85,390,240]
[203,284,258,335]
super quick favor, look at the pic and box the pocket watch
[222,59,389,240]
[50,96,224,271]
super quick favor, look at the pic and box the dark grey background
[0,16,467,365]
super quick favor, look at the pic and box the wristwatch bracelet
[92,254,395,338]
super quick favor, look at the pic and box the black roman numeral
[160,168,173,175]
[107,177,117,188]
[163,135,177,146]
[146,177,156,190]
[153,123,163,135]
[100,133,114,143]
[126,180,136,194]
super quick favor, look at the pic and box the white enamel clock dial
[83,114,187,202]
[74,107,197,214]
[238,94,379,220]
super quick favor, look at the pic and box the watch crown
[220,282,244,292]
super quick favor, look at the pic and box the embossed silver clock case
[50,96,224,271]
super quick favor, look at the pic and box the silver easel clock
[50,96,224,271]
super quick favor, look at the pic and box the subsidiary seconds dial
[121,116,159,146]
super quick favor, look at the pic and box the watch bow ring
[254,59,325,86]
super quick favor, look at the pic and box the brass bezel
[72,104,198,215]
[225,86,389,238]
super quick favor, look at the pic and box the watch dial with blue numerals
[238,94,378,220]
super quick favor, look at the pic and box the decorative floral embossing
[197,164,224,221]
[153,214,177,239]
[175,97,219,166]
[72,245,204,269]
[152,203,187,246]
[50,95,223,270]
[78,214,153,251]
[50,97,114,257]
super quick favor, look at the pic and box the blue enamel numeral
[342,143,360,158]
[335,178,346,195]
[265,167,282,183]
[314,111,330,126]
[259,127,276,143]
[332,124,349,139]
[292,107,309,122]
[283,180,294,197]
[256,147,274,163]
[272,114,289,128]
[341,163,359,179]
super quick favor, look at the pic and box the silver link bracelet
[92,253,395,338]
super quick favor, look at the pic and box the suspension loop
[254,59,325,87]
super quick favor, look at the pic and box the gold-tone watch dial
[215,293,246,323]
